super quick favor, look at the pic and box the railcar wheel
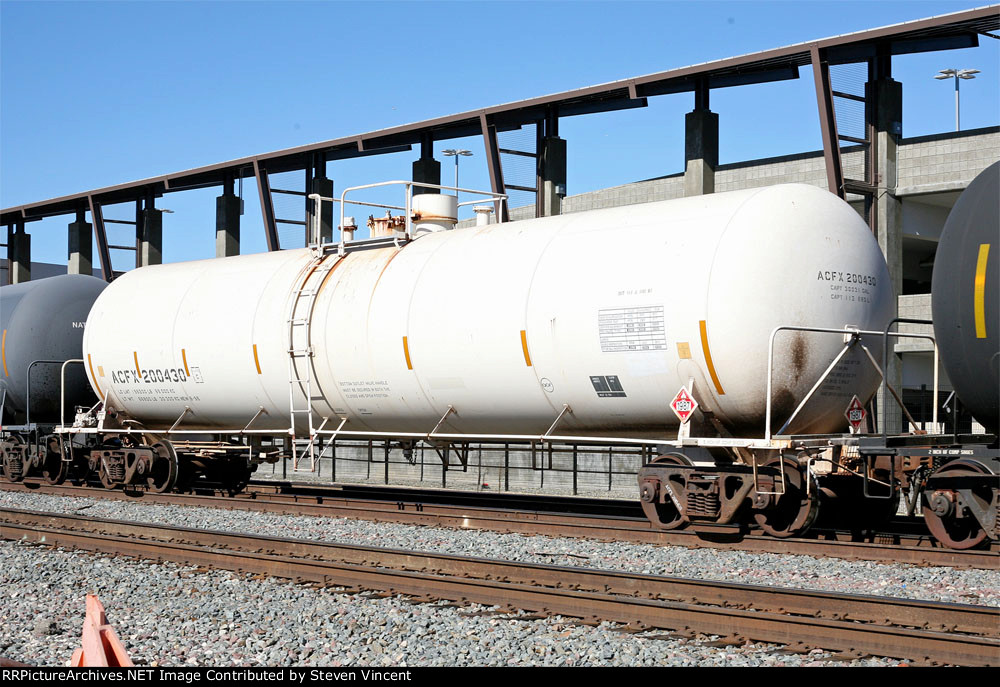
[922,460,995,550]
[640,453,692,530]
[98,464,115,489]
[147,442,179,493]
[41,439,68,485]
[753,459,819,538]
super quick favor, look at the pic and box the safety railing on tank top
[306,181,508,256]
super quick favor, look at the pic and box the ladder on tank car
[286,251,340,471]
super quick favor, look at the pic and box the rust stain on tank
[315,252,348,298]
[791,332,808,383]
[370,248,402,296]
[770,387,797,434]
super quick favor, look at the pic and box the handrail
[307,180,509,256]
[764,325,939,441]
[880,317,938,440]
[59,359,85,429]
[25,359,66,426]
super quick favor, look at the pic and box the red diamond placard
[845,395,866,433]
[670,387,698,424]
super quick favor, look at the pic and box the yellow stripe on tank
[402,336,413,370]
[974,243,990,339]
[1,329,7,377]
[253,344,263,374]
[520,330,533,367]
[699,320,726,396]
[87,354,104,400]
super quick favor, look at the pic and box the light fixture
[934,68,979,131]
[441,149,473,195]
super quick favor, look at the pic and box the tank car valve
[341,217,357,242]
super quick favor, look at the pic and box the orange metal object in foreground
[69,595,133,667]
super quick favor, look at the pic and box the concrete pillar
[412,136,440,196]
[68,210,93,275]
[311,176,334,244]
[539,136,567,216]
[139,204,163,267]
[8,222,30,283]
[870,75,904,433]
[684,108,719,197]
[871,77,903,297]
[216,177,241,257]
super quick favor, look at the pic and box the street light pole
[934,68,979,131]
[441,149,473,196]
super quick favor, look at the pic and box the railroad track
[2,481,996,569]
[2,507,997,666]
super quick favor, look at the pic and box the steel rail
[1,481,996,569]
[2,508,997,666]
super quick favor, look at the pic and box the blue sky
[2,1,997,267]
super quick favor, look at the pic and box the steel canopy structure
[2,5,998,282]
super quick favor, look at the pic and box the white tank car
[82,184,893,440]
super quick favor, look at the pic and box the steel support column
[869,53,904,435]
[304,164,314,247]
[216,173,241,257]
[88,197,113,282]
[684,79,718,197]
[412,134,440,196]
[537,109,566,217]
[134,198,143,268]
[811,45,845,199]
[308,153,333,244]
[68,208,93,276]
[253,159,280,251]
[2,223,9,285]
[138,188,162,267]
[7,220,30,284]
[480,114,509,223]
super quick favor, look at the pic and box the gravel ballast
[2,488,996,667]
[4,541,910,668]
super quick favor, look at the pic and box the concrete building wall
[901,202,950,241]
[0,259,67,285]
[897,129,1000,190]
[485,127,1000,221]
